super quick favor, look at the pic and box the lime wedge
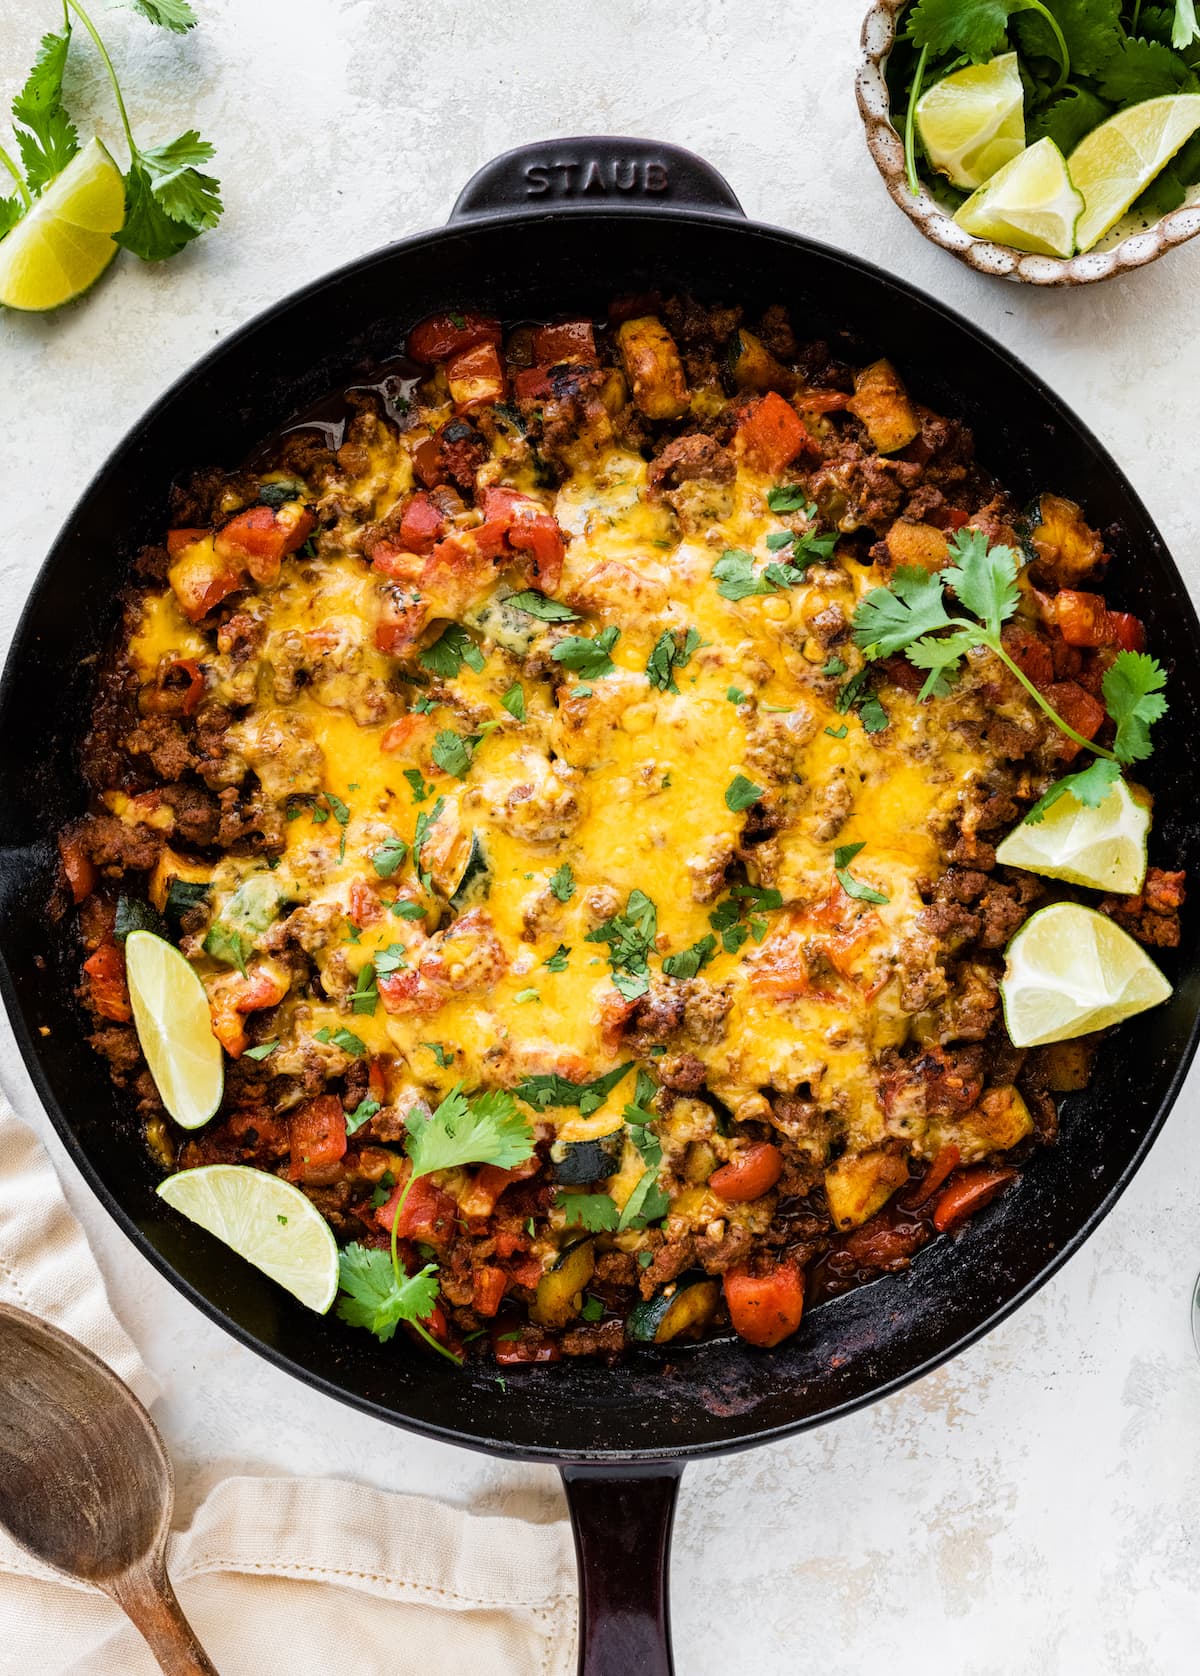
[1002,902,1171,1048]
[0,138,125,312]
[157,1165,339,1313]
[916,52,1026,190]
[1070,94,1200,252]
[954,136,1083,257]
[125,929,223,1130]
[995,777,1150,894]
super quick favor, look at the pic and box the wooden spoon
[0,1301,219,1673]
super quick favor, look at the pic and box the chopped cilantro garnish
[243,1039,278,1061]
[558,1191,620,1231]
[552,625,620,679]
[646,625,702,693]
[549,862,575,902]
[833,841,890,905]
[725,774,763,813]
[404,768,434,803]
[345,1095,381,1135]
[420,1041,454,1067]
[501,682,527,721]
[431,729,474,779]
[544,944,571,972]
[419,622,485,679]
[507,590,579,621]
[372,836,408,878]
[515,1060,634,1115]
[585,889,658,1001]
[662,933,717,980]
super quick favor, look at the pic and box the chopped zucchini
[149,848,211,916]
[725,328,794,394]
[531,1238,595,1329]
[1023,493,1105,585]
[165,878,211,925]
[464,592,543,655]
[202,871,288,972]
[258,478,308,508]
[824,1147,909,1231]
[549,1127,624,1186]
[928,1085,1034,1163]
[113,895,166,942]
[416,805,490,906]
[628,1274,720,1344]
[847,359,921,455]
[883,520,949,573]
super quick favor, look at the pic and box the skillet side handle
[561,1461,683,1676]
[450,138,744,222]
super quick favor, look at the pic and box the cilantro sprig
[585,889,658,1001]
[851,529,1167,767]
[0,3,223,273]
[336,1084,535,1362]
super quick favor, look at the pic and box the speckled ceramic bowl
[857,0,1200,284]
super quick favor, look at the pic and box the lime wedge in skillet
[125,929,223,1130]
[915,52,1026,190]
[157,1166,340,1313]
[0,138,125,312]
[953,136,1083,257]
[1069,94,1200,252]
[1001,903,1171,1048]
[995,775,1150,894]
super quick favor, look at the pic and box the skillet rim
[3,203,1198,1464]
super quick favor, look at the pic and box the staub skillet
[1,138,1198,1674]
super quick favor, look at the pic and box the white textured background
[3,2,1200,1670]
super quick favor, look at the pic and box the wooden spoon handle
[108,1558,221,1675]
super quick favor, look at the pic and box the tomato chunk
[214,504,314,586]
[472,1265,508,1318]
[375,1173,458,1245]
[902,1143,962,1209]
[58,834,96,904]
[458,1158,541,1221]
[932,1166,1017,1233]
[407,310,502,364]
[532,320,596,364]
[375,587,428,654]
[83,943,131,1024]
[446,341,506,413]
[1001,623,1055,691]
[166,527,208,556]
[397,491,447,556]
[709,1142,783,1202]
[735,391,816,474]
[491,1322,562,1363]
[288,1095,348,1179]
[1105,610,1146,653]
[1043,680,1106,761]
[474,486,565,590]
[1053,589,1110,648]
[724,1261,805,1348]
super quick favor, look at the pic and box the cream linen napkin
[0,1107,578,1676]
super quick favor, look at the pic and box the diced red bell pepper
[407,310,502,364]
[514,365,557,404]
[214,504,315,586]
[143,657,206,718]
[375,588,428,654]
[903,1143,962,1209]
[472,1265,508,1318]
[397,491,447,556]
[377,968,440,1014]
[932,1166,1017,1233]
[492,1227,531,1259]
[491,1323,562,1364]
[348,879,383,928]
[58,834,96,904]
[723,1261,805,1349]
[1001,624,1055,691]
[1053,589,1110,648]
[83,943,131,1024]
[1043,680,1106,761]
[288,1095,348,1178]
[475,487,565,590]
[506,1253,544,1290]
[446,341,507,414]
[375,1173,458,1245]
[709,1142,783,1203]
[166,527,208,556]
[735,391,816,475]
[532,320,596,364]
[371,542,423,584]
[1106,611,1146,653]
[927,505,970,531]
[458,1158,541,1221]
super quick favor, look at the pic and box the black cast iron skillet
[1,139,1198,1674]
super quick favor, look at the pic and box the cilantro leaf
[585,889,658,1000]
[116,137,223,262]
[336,1245,440,1343]
[1102,651,1168,764]
[501,682,526,721]
[713,548,773,601]
[0,197,23,239]
[1095,36,1195,101]
[345,1095,381,1136]
[514,1061,634,1115]
[1012,0,1121,77]
[1176,0,1200,49]
[942,528,1021,631]
[852,566,952,657]
[617,1167,670,1232]
[420,622,485,678]
[725,774,763,812]
[432,729,474,779]
[404,768,434,802]
[420,1041,453,1067]
[662,933,717,980]
[1022,758,1122,824]
[351,963,378,1016]
[127,0,198,30]
[507,590,579,621]
[646,626,702,692]
[908,0,1022,59]
[834,853,890,904]
[552,625,620,678]
[559,1192,620,1231]
[544,943,571,972]
[11,26,79,197]
[767,485,811,512]
[905,626,977,698]
[372,835,408,877]
[1028,86,1111,152]
[405,1083,535,1176]
[549,862,575,901]
[243,1039,278,1061]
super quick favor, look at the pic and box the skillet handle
[450,138,744,222]
[561,1461,683,1676]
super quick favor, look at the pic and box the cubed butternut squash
[824,1147,909,1230]
[616,316,690,419]
[848,359,921,454]
[883,520,950,572]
